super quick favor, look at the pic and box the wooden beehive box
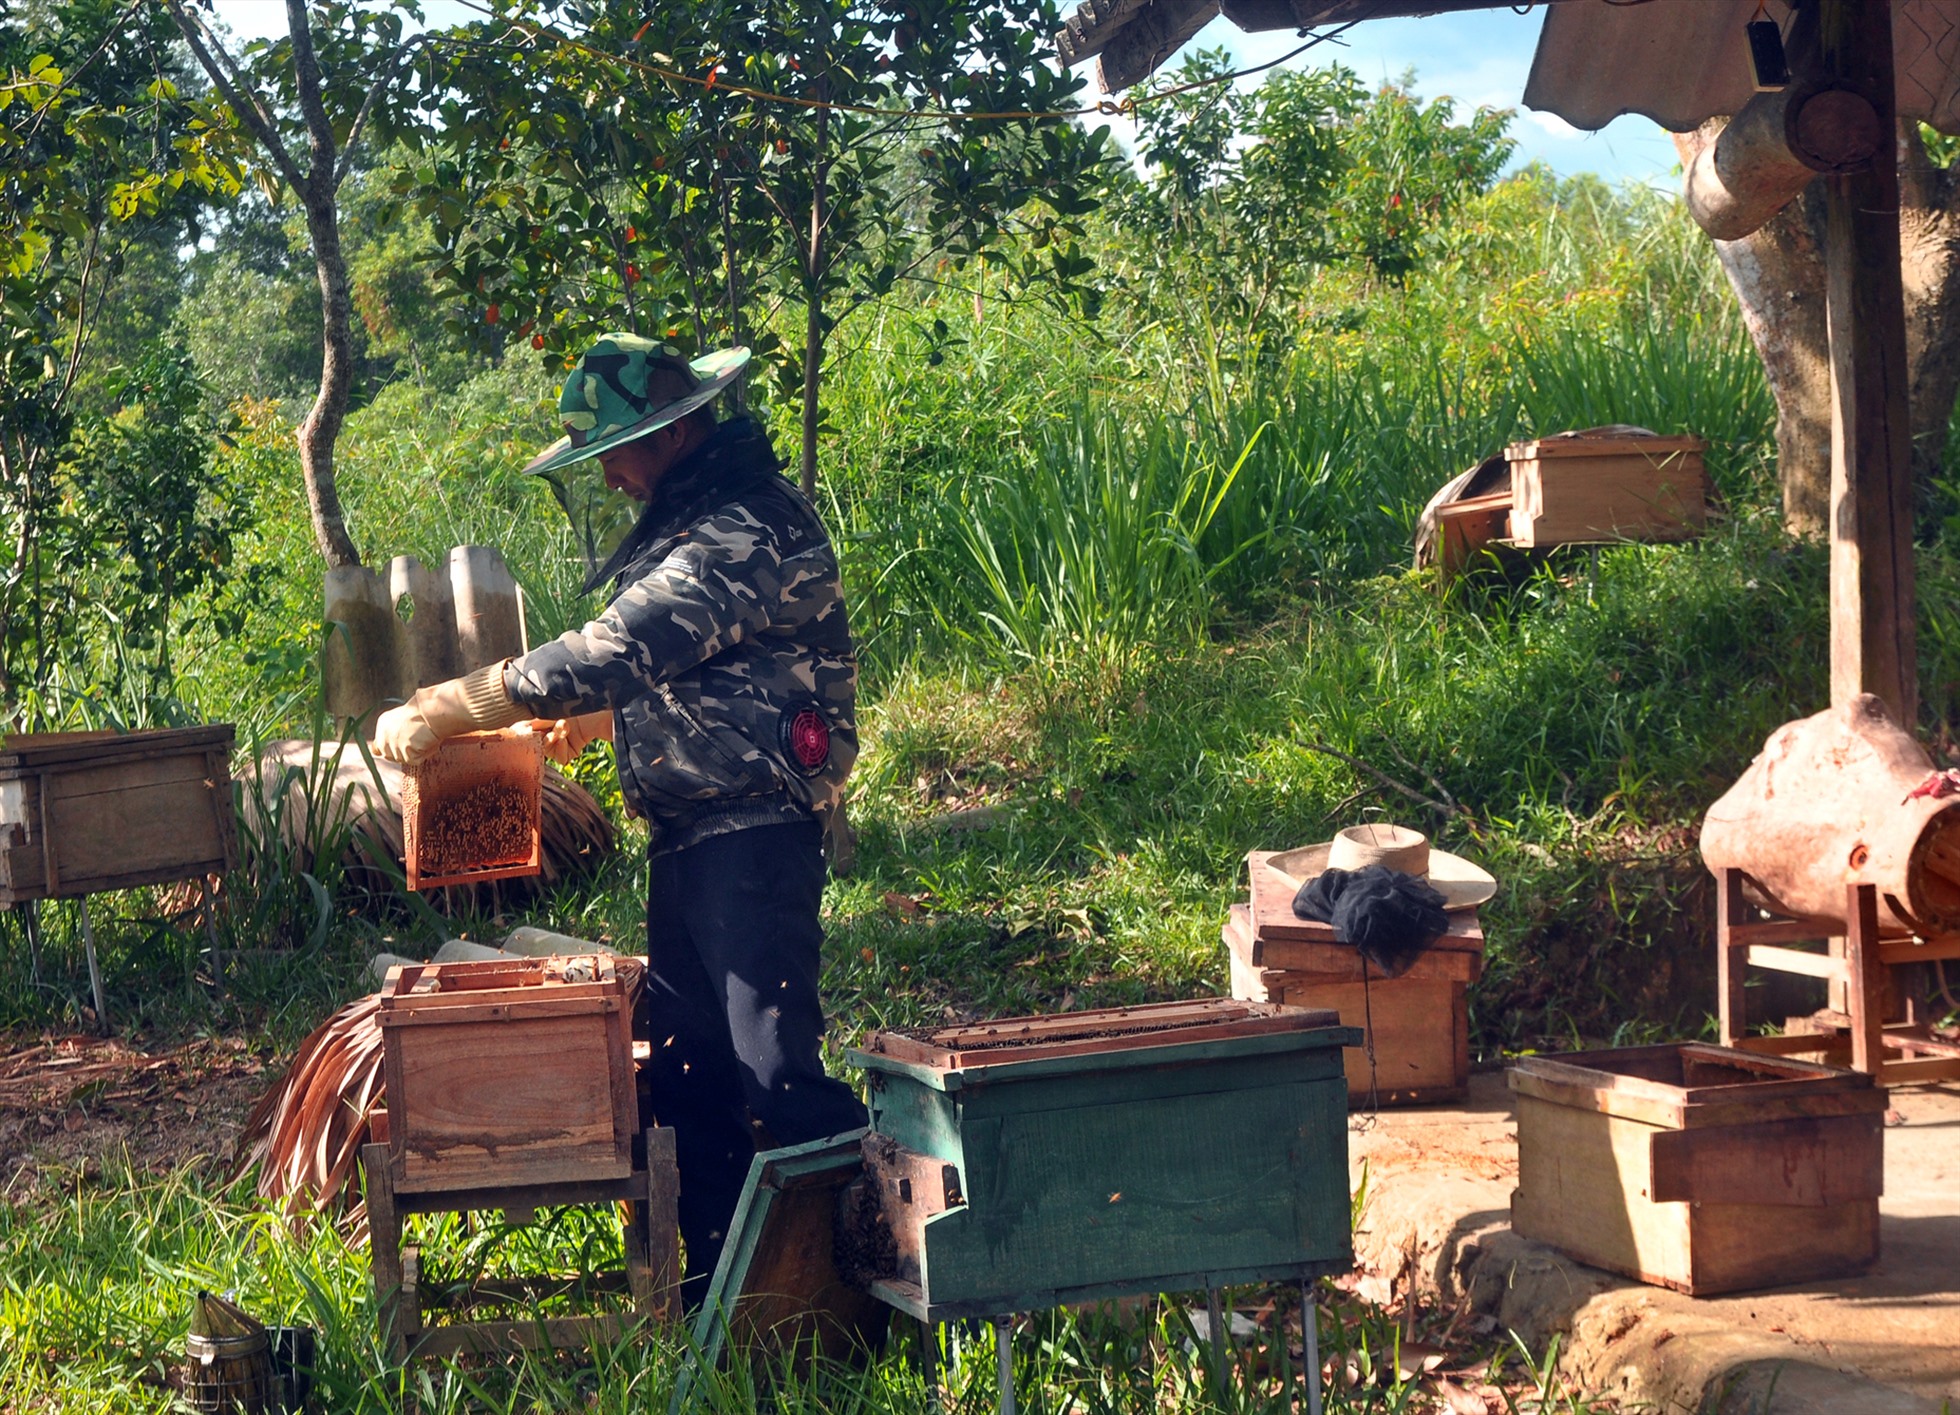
[846,999,1359,1321]
[0,726,237,905]
[377,954,638,1194]
[1506,433,1707,546]
[401,730,542,891]
[1224,903,1472,1105]
[1509,1044,1884,1295]
[1230,851,1484,1105]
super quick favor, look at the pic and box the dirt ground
[1349,1071,1960,1415]
[0,1033,274,1197]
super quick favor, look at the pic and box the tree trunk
[1898,124,1960,508]
[1673,120,1960,541]
[287,0,360,568]
[1674,124,1832,536]
[299,198,361,568]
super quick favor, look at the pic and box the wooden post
[362,1141,409,1365]
[1824,0,1916,723]
[1844,883,1888,1074]
[1716,870,1749,1045]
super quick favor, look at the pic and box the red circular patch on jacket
[784,707,831,774]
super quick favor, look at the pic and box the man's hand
[370,661,525,765]
[521,710,614,765]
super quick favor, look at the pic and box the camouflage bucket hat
[521,336,750,478]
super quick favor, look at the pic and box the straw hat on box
[1270,822,1495,912]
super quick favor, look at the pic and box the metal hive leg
[994,1316,1014,1415]
[1301,1280,1322,1415]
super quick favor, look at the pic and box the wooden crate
[847,999,1359,1321]
[1509,1043,1885,1295]
[1505,434,1707,547]
[0,726,236,905]
[1225,904,1471,1105]
[378,955,638,1194]
[401,730,542,891]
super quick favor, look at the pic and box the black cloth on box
[1291,864,1450,978]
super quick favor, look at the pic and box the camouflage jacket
[503,416,857,854]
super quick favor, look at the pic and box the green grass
[0,1150,1627,1412]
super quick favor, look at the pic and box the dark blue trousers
[641,818,867,1308]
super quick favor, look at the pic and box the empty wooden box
[1506,433,1707,546]
[0,726,237,904]
[1509,1043,1884,1295]
[401,730,543,891]
[1226,851,1484,1105]
[377,954,638,1193]
[847,999,1359,1321]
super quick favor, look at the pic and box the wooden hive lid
[376,952,624,1018]
[0,724,235,770]
[852,997,1350,1078]
[1506,432,1708,461]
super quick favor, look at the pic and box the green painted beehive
[846,999,1359,1321]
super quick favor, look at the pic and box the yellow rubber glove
[371,661,526,764]
[522,710,615,765]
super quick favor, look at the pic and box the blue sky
[211,0,1679,187]
[1130,6,1679,188]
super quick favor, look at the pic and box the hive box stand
[846,999,1360,1323]
[1509,1043,1884,1295]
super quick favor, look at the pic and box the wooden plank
[861,997,1342,1071]
[362,1140,410,1365]
[1824,0,1915,722]
[1876,1055,1960,1084]
[1724,915,1847,946]
[1648,1114,1883,1206]
[391,1172,645,1216]
[1877,935,1960,966]
[1745,944,1848,981]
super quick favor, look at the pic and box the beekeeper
[372,335,867,1308]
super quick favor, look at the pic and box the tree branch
[285,0,338,195]
[1303,740,1460,820]
[165,0,306,197]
